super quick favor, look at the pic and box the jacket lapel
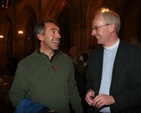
[111,40,128,84]
[96,46,104,93]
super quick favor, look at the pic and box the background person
[130,36,141,47]
[79,44,95,69]
[6,55,19,76]
[69,46,87,113]
[79,44,95,94]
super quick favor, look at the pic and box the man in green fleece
[9,19,83,113]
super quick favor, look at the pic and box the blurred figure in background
[79,44,95,70]
[130,36,141,47]
[6,55,19,76]
[69,46,87,113]
[79,44,95,86]
[69,47,85,94]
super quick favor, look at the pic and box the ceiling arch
[1,15,13,42]
[120,0,141,40]
[19,5,37,27]
[82,0,104,28]
[42,0,77,23]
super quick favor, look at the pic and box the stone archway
[0,15,12,72]
[120,0,141,41]
[19,5,37,58]
[57,6,73,55]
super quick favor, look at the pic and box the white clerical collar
[104,38,119,50]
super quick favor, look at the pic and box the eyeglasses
[91,24,111,31]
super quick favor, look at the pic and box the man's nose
[91,29,96,36]
[57,33,61,38]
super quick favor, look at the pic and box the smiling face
[91,14,112,46]
[37,22,61,53]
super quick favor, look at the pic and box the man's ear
[37,34,43,41]
[109,24,116,33]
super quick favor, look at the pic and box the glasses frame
[91,24,111,31]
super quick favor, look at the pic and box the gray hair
[102,10,120,34]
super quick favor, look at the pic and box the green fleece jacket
[9,50,83,113]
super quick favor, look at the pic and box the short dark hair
[34,19,59,47]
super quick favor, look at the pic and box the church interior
[0,0,141,112]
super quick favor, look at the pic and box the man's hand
[85,89,95,106]
[93,94,115,109]
[48,110,54,112]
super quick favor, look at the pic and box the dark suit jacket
[86,40,141,113]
